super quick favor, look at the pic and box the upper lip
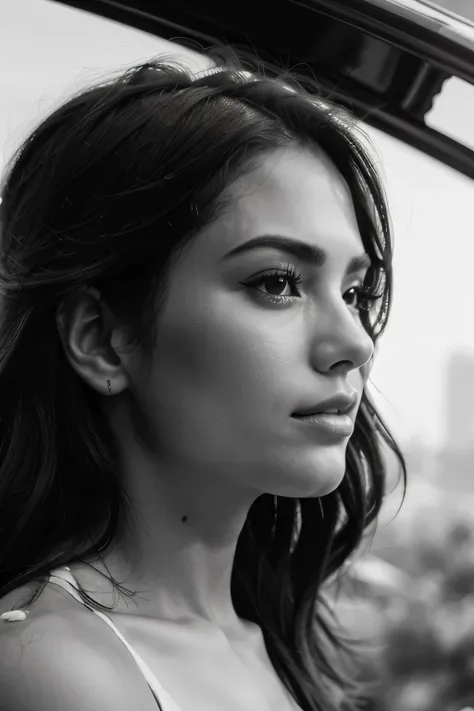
[292,392,358,417]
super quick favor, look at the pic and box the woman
[0,48,405,711]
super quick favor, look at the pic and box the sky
[1,0,473,449]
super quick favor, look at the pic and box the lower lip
[292,413,354,437]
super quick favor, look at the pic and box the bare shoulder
[0,583,157,711]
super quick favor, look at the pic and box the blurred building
[435,350,474,494]
[443,350,474,449]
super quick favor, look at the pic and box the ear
[55,286,131,396]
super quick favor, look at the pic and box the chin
[308,448,349,495]
[263,452,348,499]
[296,471,345,498]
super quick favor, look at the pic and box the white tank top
[47,566,183,711]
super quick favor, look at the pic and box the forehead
[197,144,364,262]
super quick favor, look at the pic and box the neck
[76,441,259,634]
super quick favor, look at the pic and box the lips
[292,392,358,418]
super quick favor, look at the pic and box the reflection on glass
[416,0,474,24]
[363,0,474,48]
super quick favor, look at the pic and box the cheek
[150,312,279,419]
[142,313,290,466]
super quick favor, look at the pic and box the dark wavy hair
[0,46,405,711]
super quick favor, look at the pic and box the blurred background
[1,1,473,709]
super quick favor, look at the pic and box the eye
[344,284,383,312]
[242,265,303,305]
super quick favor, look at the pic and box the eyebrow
[222,234,371,275]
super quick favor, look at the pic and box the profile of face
[115,144,375,501]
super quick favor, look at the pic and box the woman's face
[130,144,375,499]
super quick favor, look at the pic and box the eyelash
[243,265,303,305]
[243,264,383,311]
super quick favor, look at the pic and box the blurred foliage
[332,493,474,711]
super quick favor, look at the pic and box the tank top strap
[48,567,183,711]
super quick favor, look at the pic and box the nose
[309,297,375,376]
